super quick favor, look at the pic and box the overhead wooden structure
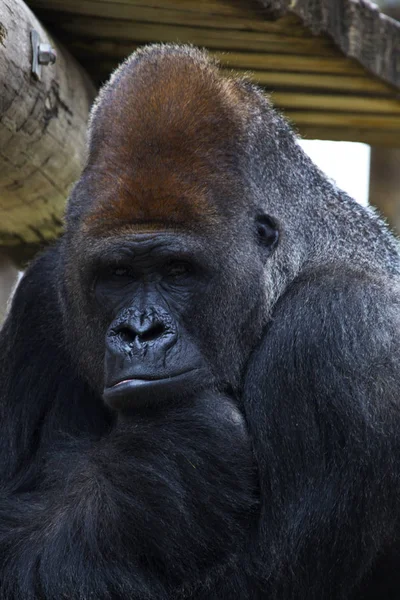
[26,0,400,147]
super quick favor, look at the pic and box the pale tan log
[369,148,400,235]
[0,0,96,249]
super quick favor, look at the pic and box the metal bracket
[31,30,57,81]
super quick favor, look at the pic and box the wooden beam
[0,0,96,250]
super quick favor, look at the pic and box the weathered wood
[369,147,400,234]
[259,0,400,89]
[0,0,95,249]
[27,0,400,146]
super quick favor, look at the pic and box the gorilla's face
[64,212,278,410]
[95,231,218,409]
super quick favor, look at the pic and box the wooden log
[0,0,96,252]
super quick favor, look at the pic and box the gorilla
[1,44,400,600]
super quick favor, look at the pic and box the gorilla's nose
[118,319,164,346]
[111,308,176,352]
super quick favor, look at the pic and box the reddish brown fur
[81,45,255,237]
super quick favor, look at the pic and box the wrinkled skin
[2,45,400,600]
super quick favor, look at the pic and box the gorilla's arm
[244,266,400,599]
[0,247,109,485]
[0,397,257,599]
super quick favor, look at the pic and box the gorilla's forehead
[78,162,244,237]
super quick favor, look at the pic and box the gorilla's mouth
[103,369,201,409]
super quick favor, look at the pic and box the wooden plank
[299,126,400,146]
[271,92,400,114]
[214,50,366,75]
[288,111,400,130]
[246,70,396,95]
[0,0,95,249]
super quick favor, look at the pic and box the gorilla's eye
[107,266,136,282]
[111,267,131,277]
[164,261,192,279]
[113,267,131,277]
[255,215,279,249]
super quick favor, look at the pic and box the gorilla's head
[60,45,281,409]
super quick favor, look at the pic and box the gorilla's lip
[110,368,197,388]
[103,369,201,408]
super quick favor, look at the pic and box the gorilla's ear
[255,214,279,250]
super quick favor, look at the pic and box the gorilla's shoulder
[9,244,62,316]
[263,264,400,387]
[282,263,400,313]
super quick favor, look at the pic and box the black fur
[2,44,400,599]
[0,250,257,599]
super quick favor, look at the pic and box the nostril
[138,322,165,343]
[118,327,136,344]
[113,315,169,347]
